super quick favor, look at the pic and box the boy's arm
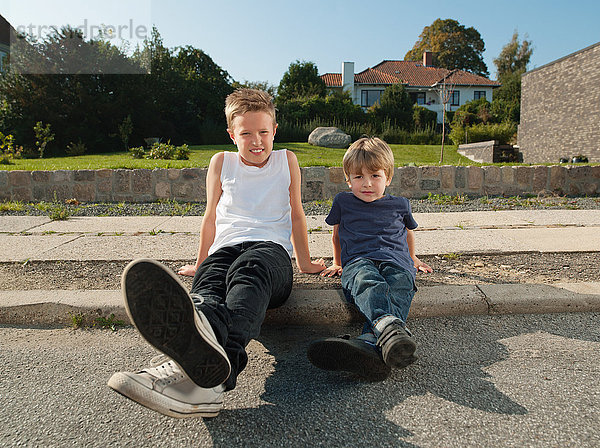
[320,224,343,277]
[287,151,326,274]
[407,229,433,273]
[178,152,224,276]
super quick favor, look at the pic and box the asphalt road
[2,313,599,448]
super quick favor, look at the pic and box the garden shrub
[449,122,517,146]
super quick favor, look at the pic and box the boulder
[308,127,351,149]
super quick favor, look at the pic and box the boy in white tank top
[109,89,326,418]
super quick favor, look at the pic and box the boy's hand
[413,256,433,273]
[320,264,343,277]
[298,258,327,274]
[178,264,197,277]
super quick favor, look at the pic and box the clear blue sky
[3,0,600,84]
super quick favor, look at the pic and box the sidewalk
[1,209,600,326]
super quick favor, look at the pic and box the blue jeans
[190,241,293,390]
[341,258,416,334]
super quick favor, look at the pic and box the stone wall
[518,42,600,163]
[1,165,599,203]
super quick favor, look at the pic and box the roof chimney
[423,51,433,67]
[342,61,355,94]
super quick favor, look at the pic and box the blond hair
[224,88,276,129]
[343,137,395,180]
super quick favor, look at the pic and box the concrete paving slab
[34,216,173,234]
[155,216,203,233]
[478,283,600,314]
[0,216,51,233]
[0,234,82,262]
[409,285,489,317]
[39,234,198,261]
[414,209,600,230]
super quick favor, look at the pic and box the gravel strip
[1,195,599,218]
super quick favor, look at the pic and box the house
[321,52,500,123]
[518,41,600,163]
[0,15,13,71]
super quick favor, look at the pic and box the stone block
[167,169,181,181]
[398,167,418,190]
[302,166,327,181]
[9,171,31,187]
[0,170,7,188]
[114,170,131,193]
[12,187,32,201]
[74,170,96,182]
[483,166,501,184]
[131,170,152,194]
[155,182,171,199]
[302,180,324,201]
[420,179,440,190]
[515,166,532,186]
[421,166,440,178]
[51,170,73,184]
[549,166,566,191]
[454,167,466,189]
[501,166,515,185]
[467,166,483,190]
[568,166,592,180]
[97,178,112,193]
[181,168,201,181]
[32,171,51,182]
[96,169,112,178]
[328,167,345,184]
[441,166,454,189]
[532,166,548,192]
[72,183,96,202]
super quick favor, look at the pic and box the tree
[405,19,488,77]
[493,31,532,79]
[277,60,326,103]
[371,83,414,129]
[491,32,532,123]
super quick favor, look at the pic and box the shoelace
[146,355,185,386]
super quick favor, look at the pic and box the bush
[129,146,146,159]
[147,142,175,159]
[449,122,518,146]
[413,106,438,129]
[65,140,87,156]
[174,144,190,160]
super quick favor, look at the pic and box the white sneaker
[108,357,224,418]
[121,258,231,388]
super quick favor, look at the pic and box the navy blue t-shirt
[325,192,418,280]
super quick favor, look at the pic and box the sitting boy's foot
[122,258,230,388]
[377,322,417,368]
[108,357,224,418]
[307,335,390,381]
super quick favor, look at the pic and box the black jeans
[190,241,293,390]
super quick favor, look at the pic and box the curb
[2,283,599,327]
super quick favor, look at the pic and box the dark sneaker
[377,322,417,368]
[122,258,230,388]
[307,335,391,381]
[108,356,224,418]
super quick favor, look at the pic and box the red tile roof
[322,60,500,87]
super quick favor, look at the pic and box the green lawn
[0,142,473,171]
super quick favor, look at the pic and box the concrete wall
[518,42,600,163]
[1,165,599,203]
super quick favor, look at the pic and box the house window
[361,90,384,108]
[415,92,426,105]
[451,91,460,106]
[474,91,486,100]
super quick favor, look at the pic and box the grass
[0,142,473,171]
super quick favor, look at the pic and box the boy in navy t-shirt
[308,137,432,380]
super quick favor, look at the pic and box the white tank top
[208,149,293,257]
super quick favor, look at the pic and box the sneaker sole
[122,259,230,388]
[107,372,222,418]
[379,332,417,368]
[307,338,390,381]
